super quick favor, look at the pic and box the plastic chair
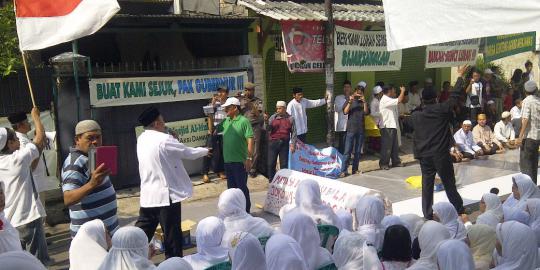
[204,261,231,270]
[258,236,270,251]
[317,263,338,270]
[317,224,340,252]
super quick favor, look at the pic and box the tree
[0,3,22,76]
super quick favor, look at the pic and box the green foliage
[0,3,22,77]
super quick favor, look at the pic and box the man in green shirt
[217,97,254,212]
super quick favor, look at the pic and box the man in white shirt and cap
[370,85,384,128]
[510,98,522,136]
[135,106,209,258]
[379,85,406,170]
[287,87,327,143]
[0,107,50,265]
[334,80,354,153]
[517,80,540,184]
[494,111,516,149]
[453,120,483,160]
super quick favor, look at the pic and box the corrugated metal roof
[238,0,384,22]
[114,14,257,21]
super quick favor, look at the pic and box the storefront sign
[334,26,402,72]
[425,39,480,68]
[264,169,392,216]
[135,118,208,148]
[281,20,325,73]
[89,71,248,107]
[485,32,536,62]
[289,141,343,179]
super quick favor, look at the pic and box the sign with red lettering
[264,169,392,216]
[425,39,480,68]
[281,20,325,73]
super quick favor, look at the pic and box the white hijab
[355,195,385,251]
[218,189,274,239]
[493,221,539,270]
[467,224,496,270]
[281,211,333,270]
[527,198,540,247]
[336,209,353,232]
[333,232,382,270]
[227,232,266,270]
[476,193,503,229]
[503,174,540,210]
[283,179,342,229]
[436,240,475,270]
[503,206,530,225]
[98,226,156,270]
[69,219,109,270]
[406,221,451,270]
[399,214,424,240]
[183,217,228,270]
[381,215,406,229]
[432,202,466,240]
[265,233,308,270]
[0,251,47,270]
[0,212,22,255]
[157,257,193,270]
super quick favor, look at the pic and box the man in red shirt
[266,101,297,181]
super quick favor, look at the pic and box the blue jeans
[342,131,364,173]
[224,162,251,213]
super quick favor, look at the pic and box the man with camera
[466,68,483,125]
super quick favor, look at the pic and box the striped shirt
[61,148,118,237]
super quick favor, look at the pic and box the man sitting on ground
[494,111,517,149]
[472,114,504,155]
[453,120,483,161]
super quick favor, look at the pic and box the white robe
[432,202,467,240]
[527,199,540,247]
[157,257,192,270]
[355,196,385,251]
[467,224,497,270]
[406,221,451,270]
[69,219,109,270]
[265,234,308,270]
[0,251,46,270]
[333,232,382,270]
[0,212,22,255]
[183,217,228,270]
[436,240,475,270]
[97,226,156,270]
[492,221,539,270]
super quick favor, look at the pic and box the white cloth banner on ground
[264,169,392,216]
[382,0,540,51]
[334,26,402,72]
[425,39,480,68]
[15,0,120,50]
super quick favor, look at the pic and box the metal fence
[0,67,54,116]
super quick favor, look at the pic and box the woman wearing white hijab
[183,217,228,270]
[475,193,503,229]
[265,233,308,270]
[436,240,475,270]
[381,215,406,229]
[406,221,451,270]
[227,231,266,270]
[69,219,110,270]
[432,202,466,240]
[281,179,342,229]
[218,189,273,239]
[502,173,540,210]
[157,257,193,270]
[355,195,385,251]
[492,221,539,270]
[0,184,21,255]
[502,206,530,225]
[399,214,424,241]
[336,209,353,232]
[527,198,540,247]
[0,251,47,270]
[333,232,382,270]
[467,224,496,270]
[281,211,333,270]
[98,226,156,270]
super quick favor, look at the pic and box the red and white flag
[14,0,120,50]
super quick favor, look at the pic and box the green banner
[135,118,208,148]
[485,32,536,62]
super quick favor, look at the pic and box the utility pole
[324,0,335,146]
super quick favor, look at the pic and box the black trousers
[419,153,464,219]
[135,201,182,258]
[520,138,540,184]
[297,133,307,143]
[334,131,346,154]
[470,107,481,126]
[250,127,262,174]
[225,162,251,213]
[380,128,401,167]
[268,139,289,182]
[202,134,224,175]
[477,142,499,155]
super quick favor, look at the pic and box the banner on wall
[135,118,208,147]
[281,20,325,73]
[89,71,248,107]
[264,169,392,216]
[425,39,480,68]
[289,141,343,179]
[484,32,536,62]
[334,26,402,72]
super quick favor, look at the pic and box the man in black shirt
[340,85,370,177]
[411,66,468,219]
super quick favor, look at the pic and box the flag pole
[21,51,37,107]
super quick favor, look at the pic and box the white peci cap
[357,81,367,88]
[462,120,472,125]
[372,86,383,95]
[525,80,538,93]
[276,101,287,107]
[501,111,511,119]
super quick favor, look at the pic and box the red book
[89,146,118,176]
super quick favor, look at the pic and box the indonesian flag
[14,0,120,50]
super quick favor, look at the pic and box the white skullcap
[501,111,511,119]
[276,101,286,107]
[487,100,495,105]
[525,80,538,93]
[462,120,472,125]
[425,78,433,83]
[373,86,383,95]
[0,128,7,149]
[75,120,101,135]
[357,81,367,88]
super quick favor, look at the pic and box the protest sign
[425,39,480,68]
[334,26,402,72]
[485,32,536,62]
[89,71,248,107]
[264,169,392,216]
[135,118,208,148]
[289,141,343,179]
[281,20,325,73]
